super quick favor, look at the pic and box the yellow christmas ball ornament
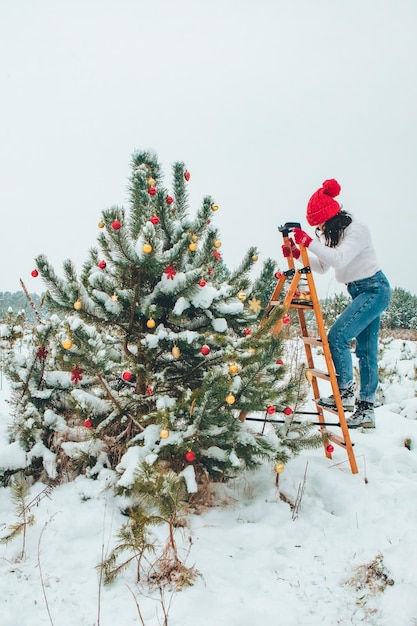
[274,461,285,474]
[98,220,105,229]
[62,338,73,350]
[146,318,156,329]
[211,203,219,212]
[143,243,153,254]
[252,254,258,262]
[160,428,170,439]
[188,243,197,252]
[172,346,181,359]
[226,393,236,405]
[73,300,82,311]
[228,363,239,375]
[237,290,247,302]
[213,240,222,249]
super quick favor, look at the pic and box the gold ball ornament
[98,220,105,229]
[188,243,197,252]
[143,243,153,254]
[274,461,285,474]
[228,363,239,375]
[211,203,219,212]
[147,177,156,186]
[213,240,222,249]
[172,346,181,359]
[252,254,258,262]
[160,428,170,439]
[190,234,198,243]
[237,290,247,302]
[146,318,156,329]
[73,300,82,311]
[305,369,313,382]
[226,393,236,405]
[62,338,73,350]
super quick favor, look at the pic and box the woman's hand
[293,227,313,248]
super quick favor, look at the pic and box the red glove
[293,227,313,248]
[281,237,300,259]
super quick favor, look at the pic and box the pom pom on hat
[306,179,341,226]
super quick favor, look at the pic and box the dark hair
[315,210,353,247]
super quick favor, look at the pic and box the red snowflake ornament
[71,366,83,384]
[163,265,177,280]
[36,347,48,360]
[212,250,222,260]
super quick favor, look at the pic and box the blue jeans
[328,271,391,403]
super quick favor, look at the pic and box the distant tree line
[0,291,44,326]
[320,287,417,330]
[1,287,416,330]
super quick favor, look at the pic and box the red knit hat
[306,179,341,226]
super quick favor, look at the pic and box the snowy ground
[1,339,417,626]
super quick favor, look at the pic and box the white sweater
[308,222,381,284]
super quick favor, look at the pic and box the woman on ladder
[285,179,391,429]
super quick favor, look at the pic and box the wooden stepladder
[266,222,358,474]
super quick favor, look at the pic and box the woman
[290,179,391,429]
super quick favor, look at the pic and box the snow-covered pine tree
[3,151,320,491]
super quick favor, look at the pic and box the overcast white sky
[1,0,416,297]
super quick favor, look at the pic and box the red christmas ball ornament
[266,405,276,415]
[98,260,106,270]
[275,271,283,279]
[150,215,160,225]
[276,359,284,365]
[185,450,196,462]
[198,279,206,287]
[148,186,157,195]
[282,315,291,325]
[243,328,251,336]
[166,195,174,204]
[201,345,211,356]
[326,444,335,453]
[184,170,191,181]
[31,269,39,277]
[283,406,293,415]
[84,419,92,429]
[122,371,133,381]
[112,220,121,230]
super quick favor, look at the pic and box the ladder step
[289,302,314,309]
[307,368,330,381]
[325,431,354,448]
[302,336,323,347]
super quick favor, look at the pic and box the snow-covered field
[1,338,417,626]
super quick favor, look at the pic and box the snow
[1,340,417,625]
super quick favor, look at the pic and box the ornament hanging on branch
[146,318,156,329]
[148,186,157,196]
[62,338,73,350]
[71,366,83,384]
[98,220,105,229]
[166,195,174,204]
[160,428,170,439]
[172,345,181,359]
[184,170,191,181]
[226,393,236,405]
[198,279,206,287]
[36,347,48,360]
[122,370,133,382]
[150,215,160,225]
[211,203,219,212]
[98,260,106,269]
[248,297,261,314]
[31,270,39,277]
[143,243,152,254]
[163,265,177,280]
[200,345,211,356]
[73,300,82,311]
[111,219,121,230]
[185,450,196,461]
[212,250,221,260]
[84,419,93,429]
